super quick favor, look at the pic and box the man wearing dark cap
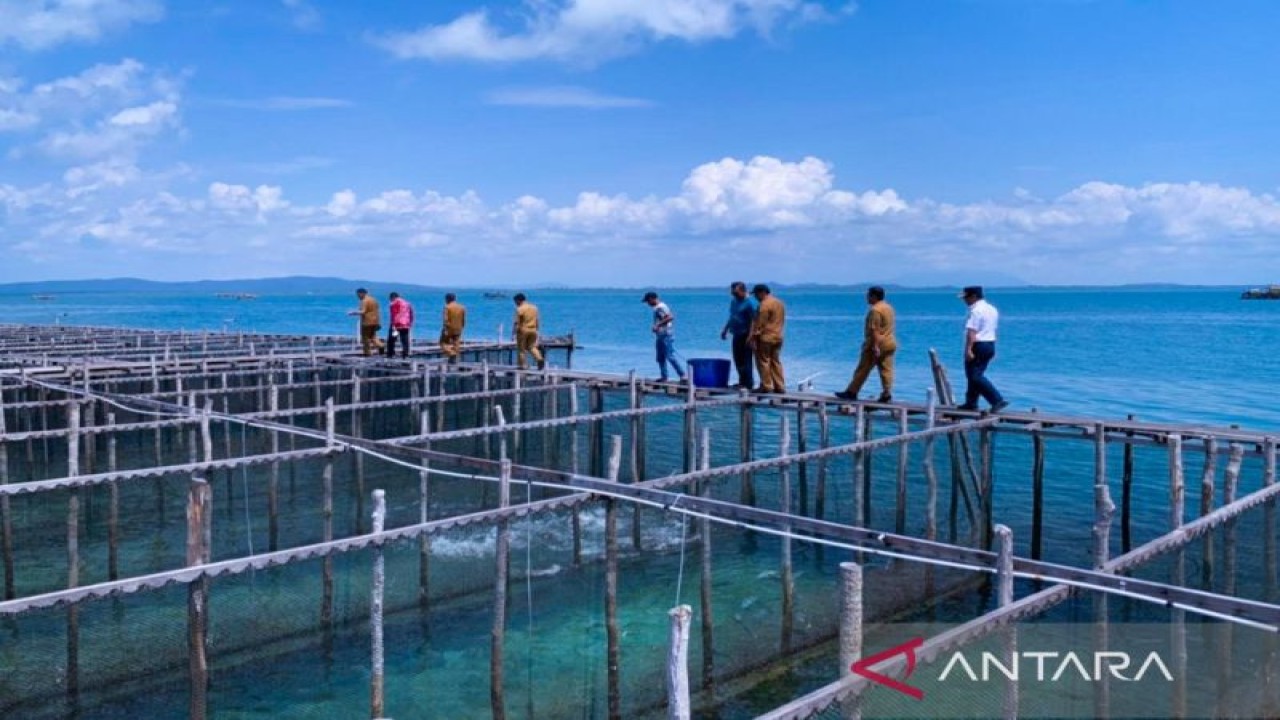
[958,286,1008,412]
[750,284,786,393]
[643,291,686,382]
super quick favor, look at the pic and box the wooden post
[979,423,994,550]
[631,372,645,552]
[1121,415,1135,553]
[698,427,715,690]
[353,375,366,534]
[853,405,867,531]
[589,385,605,477]
[566,384,583,566]
[815,402,830,523]
[321,454,334,630]
[1200,437,1218,588]
[491,459,512,720]
[0,386,12,600]
[419,410,432,607]
[779,416,794,652]
[797,404,809,518]
[67,401,82,704]
[739,394,755,506]
[1168,433,1187,719]
[1031,411,1045,560]
[269,383,280,551]
[187,477,211,720]
[1092,423,1114,568]
[371,489,387,720]
[605,435,624,720]
[838,562,863,720]
[666,605,692,720]
[894,407,909,535]
[683,376,696,474]
[923,390,938,542]
[107,412,119,580]
[860,409,873,532]
[995,524,1017,720]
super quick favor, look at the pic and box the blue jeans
[964,341,1004,407]
[655,333,686,380]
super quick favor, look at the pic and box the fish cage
[0,324,1277,719]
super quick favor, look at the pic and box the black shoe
[877,393,893,403]
[834,391,856,400]
[751,387,771,394]
[991,400,1010,413]
[956,404,978,411]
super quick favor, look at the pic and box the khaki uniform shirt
[752,295,786,344]
[359,296,380,327]
[515,303,540,335]
[444,302,467,334]
[864,301,897,352]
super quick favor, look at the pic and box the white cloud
[0,0,162,51]
[375,0,852,64]
[485,85,654,109]
[212,96,353,111]
[281,0,320,31]
[6,150,1280,284]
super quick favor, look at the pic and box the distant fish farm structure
[0,323,1278,718]
[1241,285,1280,299]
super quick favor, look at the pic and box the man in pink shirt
[386,291,414,358]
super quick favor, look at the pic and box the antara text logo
[851,637,1174,701]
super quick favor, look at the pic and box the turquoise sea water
[3,287,1279,719]
[6,286,1279,429]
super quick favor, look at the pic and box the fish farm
[1,324,1278,719]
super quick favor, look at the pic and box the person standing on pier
[958,286,1008,412]
[643,291,687,383]
[720,281,757,388]
[386,291,414,359]
[440,293,466,362]
[750,284,786,393]
[348,288,384,357]
[836,286,897,402]
[513,293,544,370]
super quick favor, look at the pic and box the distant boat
[215,292,259,300]
[483,291,509,299]
[31,294,55,301]
[1241,285,1280,300]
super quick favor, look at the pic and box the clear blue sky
[2,0,1279,286]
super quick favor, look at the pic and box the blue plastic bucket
[688,358,731,388]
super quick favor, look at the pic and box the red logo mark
[851,637,925,700]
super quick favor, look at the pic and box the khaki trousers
[360,325,384,357]
[754,339,785,392]
[439,330,462,359]
[516,331,543,369]
[845,345,895,398]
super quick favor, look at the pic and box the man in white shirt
[643,291,686,382]
[958,286,1008,412]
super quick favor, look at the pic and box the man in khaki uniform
[347,288,384,357]
[836,286,897,402]
[439,293,467,362]
[749,284,786,393]
[512,293,544,370]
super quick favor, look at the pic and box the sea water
[2,287,1278,718]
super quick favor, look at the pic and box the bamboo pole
[739,394,755,506]
[815,403,830,523]
[1169,433,1187,719]
[779,416,794,652]
[353,375,366,534]
[853,406,866,531]
[683,376,696,474]
[860,409,873,531]
[666,604,692,720]
[605,435,624,720]
[0,388,14,600]
[269,383,280,551]
[570,384,582,566]
[1031,410,1045,560]
[923,390,938,542]
[797,404,809,518]
[187,477,211,720]
[838,561,862,720]
[1092,423,1114,568]
[1200,437,1218,588]
[631,372,644,552]
[371,488,387,720]
[698,427,715,691]
[995,524,1017,720]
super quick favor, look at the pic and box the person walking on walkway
[958,285,1008,412]
[439,293,466,362]
[720,281,757,388]
[836,286,897,402]
[348,288,384,357]
[750,284,786,393]
[643,291,686,382]
[386,291,414,359]
[513,293,544,370]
